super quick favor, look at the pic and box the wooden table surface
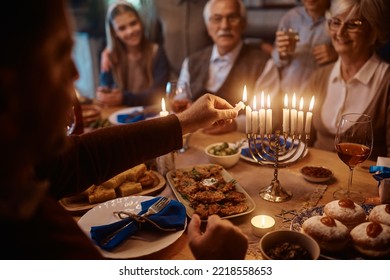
[77,104,380,260]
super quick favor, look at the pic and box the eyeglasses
[209,15,241,26]
[328,18,364,32]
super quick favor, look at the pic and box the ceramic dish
[77,195,186,259]
[166,164,255,221]
[240,138,308,167]
[108,106,144,125]
[59,171,166,214]
[290,204,375,259]
[300,166,333,183]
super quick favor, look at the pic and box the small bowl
[205,142,241,169]
[300,166,333,183]
[259,230,320,260]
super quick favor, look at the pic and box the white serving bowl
[205,142,241,169]
[259,230,320,260]
[300,166,333,183]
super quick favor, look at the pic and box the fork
[99,197,171,247]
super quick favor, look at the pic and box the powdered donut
[323,199,366,229]
[368,204,390,226]
[350,222,390,257]
[302,215,349,252]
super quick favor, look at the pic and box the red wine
[336,143,370,167]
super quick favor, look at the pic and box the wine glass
[333,113,373,204]
[166,80,192,152]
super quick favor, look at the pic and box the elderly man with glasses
[178,0,280,134]
[303,0,390,159]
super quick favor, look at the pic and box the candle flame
[260,216,265,227]
[299,97,304,111]
[284,94,288,108]
[161,97,166,111]
[292,93,296,109]
[309,96,315,111]
[267,94,271,109]
[261,91,265,108]
[253,95,257,110]
[242,85,247,103]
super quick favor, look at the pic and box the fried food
[116,181,142,197]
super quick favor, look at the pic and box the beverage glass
[166,80,192,152]
[279,27,300,57]
[333,113,373,204]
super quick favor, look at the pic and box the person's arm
[39,94,238,198]
[187,214,248,259]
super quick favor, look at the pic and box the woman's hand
[187,214,248,260]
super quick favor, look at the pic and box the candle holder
[246,130,309,202]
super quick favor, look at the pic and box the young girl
[96,1,169,107]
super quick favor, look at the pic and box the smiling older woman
[304,0,390,159]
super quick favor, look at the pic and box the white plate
[77,195,186,259]
[240,138,308,167]
[108,106,144,125]
[166,164,256,221]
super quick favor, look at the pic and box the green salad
[208,142,238,156]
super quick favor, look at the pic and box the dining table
[76,104,381,260]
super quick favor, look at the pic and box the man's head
[0,0,78,173]
[203,0,247,55]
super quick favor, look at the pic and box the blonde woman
[96,1,169,106]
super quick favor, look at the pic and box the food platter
[59,171,166,214]
[77,195,186,259]
[166,164,255,221]
[290,205,376,259]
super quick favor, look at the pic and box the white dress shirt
[322,54,389,134]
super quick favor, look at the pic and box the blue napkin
[117,110,145,124]
[369,166,390,181]
[241,137,295,161]
[90,197,186,251]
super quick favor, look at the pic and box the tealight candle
[159,98,169,117]
[251,215,276,237]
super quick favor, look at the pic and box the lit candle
[259,91,266,135]
[159,98,169,117]
[290,93,297,133]
[251,215,276,237]
[235,85,247,111]
[305,96,315,134]
[246,105,252,134]
[283,94,289,133]
[297,97,304,133]
[251,95,259,134]
[266,94,272,134]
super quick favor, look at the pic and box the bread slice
[116,181,142,197]
[88,188,116,204]
[125,164,147,182]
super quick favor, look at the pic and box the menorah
[246,130,309,203]
[237,90,314,203]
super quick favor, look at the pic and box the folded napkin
[369,157,390,203]
[117,110,145,124]
[90,197,186,251]
[241,137,295,161]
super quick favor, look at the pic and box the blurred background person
[304,0,390,159]
[179,0,281,134]
[272,0,338,95]
[96,1,170,107]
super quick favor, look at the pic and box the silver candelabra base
[246,130,309,202]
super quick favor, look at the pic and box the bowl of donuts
[297,200,390,259]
